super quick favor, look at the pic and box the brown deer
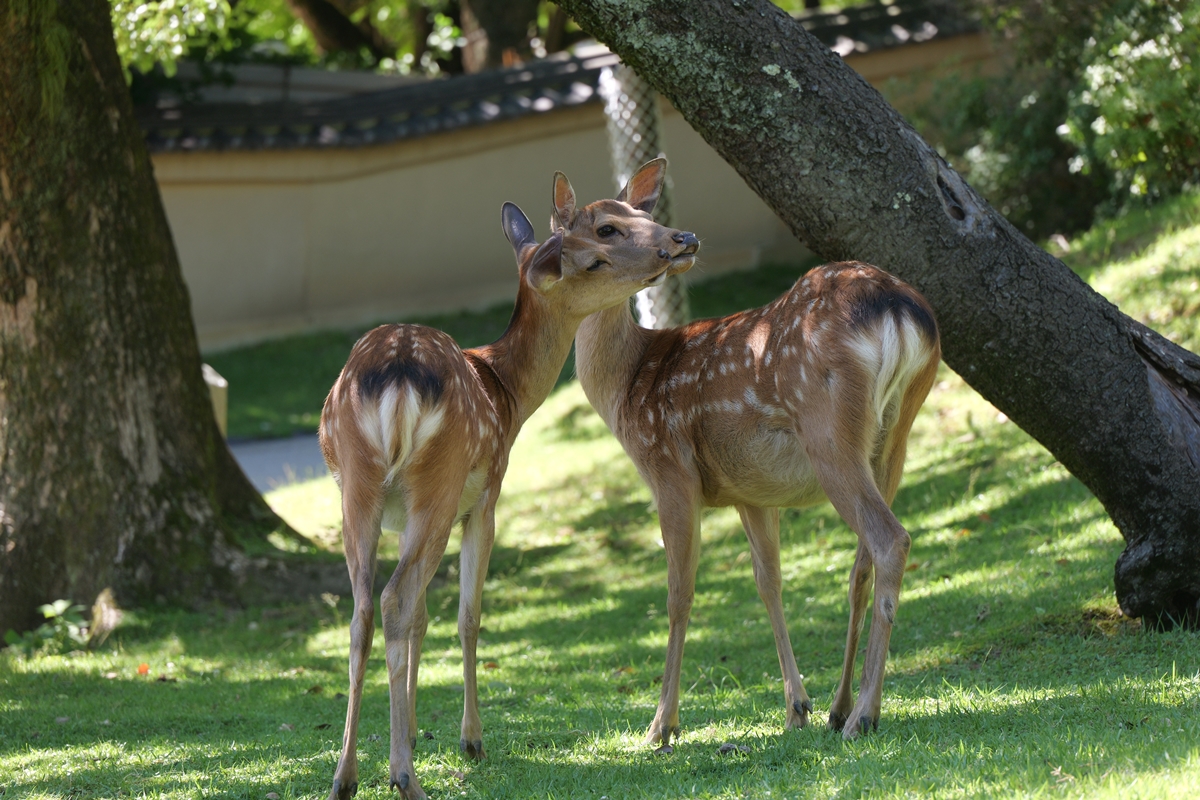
[319,188,700,799]
[567,159,941,748]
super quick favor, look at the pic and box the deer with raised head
[319,183,700,800]
[566,159,941,747]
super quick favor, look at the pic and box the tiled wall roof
[137,1,976,153]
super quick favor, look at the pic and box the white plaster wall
[153,34,996,351]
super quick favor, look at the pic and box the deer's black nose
[673,231,699,248]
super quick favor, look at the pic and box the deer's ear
[552,171,576,230]
[502,202,537,260]
[526,230,564,293]
[616,157,667,213]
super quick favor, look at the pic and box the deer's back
[320,324,506,491]
[614,263,939,508]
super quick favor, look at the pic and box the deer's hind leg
[379,439,472,799]
[736,505,812,729]
[800,387,911,738]
[329,465,386,800]
[828,542,873,732]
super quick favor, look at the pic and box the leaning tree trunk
[0,0,285,635]
[557,0,1200,627]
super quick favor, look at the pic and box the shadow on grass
[1,391,1167,799]
[5,658,1191,799]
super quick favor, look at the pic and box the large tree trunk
[459,0,541,72]
[0,0,285,635]
[557,0,1200,627]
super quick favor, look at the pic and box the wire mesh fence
[598,63,690,329]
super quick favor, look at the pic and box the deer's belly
[701,425,827,509]
[379,464,490,534]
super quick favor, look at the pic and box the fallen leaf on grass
[137,663,149,676]
[905,561,921,572]
[103,672,118,680]
[1056,558,1070,566]
[483,661,499,670]
[279,723,294,732]
[55,716,69,724]
[1051,765,1075,784]
[266,794,280,800]
[718,742,750,755]
[306,685,323,694]
[451,770,466,784]
[612,665,636,676]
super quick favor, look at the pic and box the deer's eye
[588,259,607,272]
[597,224,617,238]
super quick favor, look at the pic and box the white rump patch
[848,314,930,428]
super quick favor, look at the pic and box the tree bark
[286,0,396,63]
[557,0,1200,627]
[0,0,285,636]
[459,0,541,72]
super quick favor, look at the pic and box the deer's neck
[575,302,651,431]
[474,286,578,428]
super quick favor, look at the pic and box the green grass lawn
[3,194,1200,798]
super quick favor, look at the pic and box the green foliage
[914,0,1200,235]
[906,65,1110,237]
[1060,0,1200,200]
[110,0,483,78]
[111,0,242,76]
[4,600,89,657]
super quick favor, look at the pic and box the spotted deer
[319,186,700,800]
[566,159,941,747]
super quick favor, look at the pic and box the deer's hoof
[828,710,848,732]
[651,723,679,754]
[460,737,486,760]
[390,771,427,800]
[787,698,813,729]
[840,714,878,740]
[329,778,358,800]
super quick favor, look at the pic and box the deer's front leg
[458,496,497,761]
[736,505,812,730]
[646,483,702,753]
